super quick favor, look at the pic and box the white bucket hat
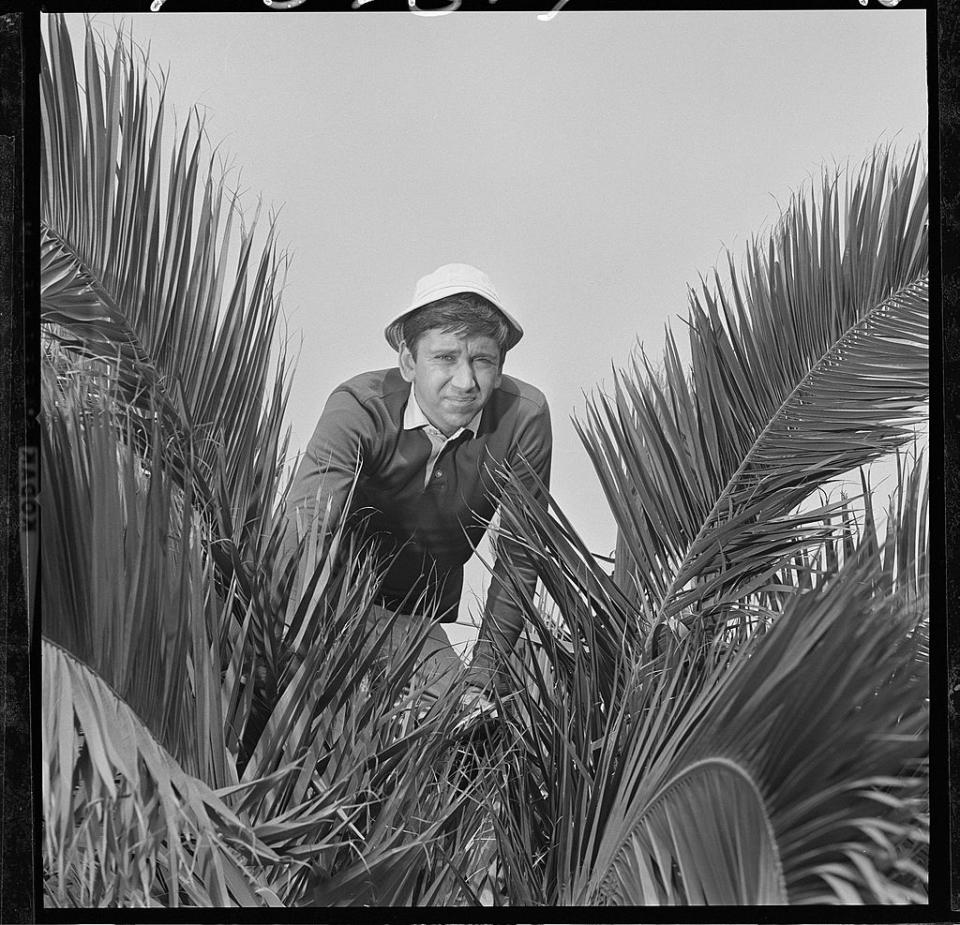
[384,263,524,352]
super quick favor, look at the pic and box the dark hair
[402,293,510,361]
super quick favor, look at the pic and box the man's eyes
[433,354,495,365]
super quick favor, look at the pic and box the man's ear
[398,341,416,383]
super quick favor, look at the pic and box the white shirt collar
[403,385,482,437]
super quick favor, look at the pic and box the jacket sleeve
[280,387,374,566]
[468,395,552,689]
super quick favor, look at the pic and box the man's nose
[451,359,477,391]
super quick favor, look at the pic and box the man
[282,263,552,700]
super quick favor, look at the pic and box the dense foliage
[40,14,929,907]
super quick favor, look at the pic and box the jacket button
[434,469,443,479]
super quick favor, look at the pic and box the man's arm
[466,396,552,693]
[281,387,374,569]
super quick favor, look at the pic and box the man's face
[399,328,503,437]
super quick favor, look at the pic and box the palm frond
[576,144,928,635]
[41,354,233,785]
[706,447,929,633]
[40,14,292,572]
[489,492,927,904]
[42,639,280,907]
[586,548,927,905]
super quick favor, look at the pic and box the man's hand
[453,682,499,737]
[459,683,497,716]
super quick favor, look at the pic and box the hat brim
[384,287,524,352]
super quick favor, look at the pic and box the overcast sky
[58,8,929,654]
